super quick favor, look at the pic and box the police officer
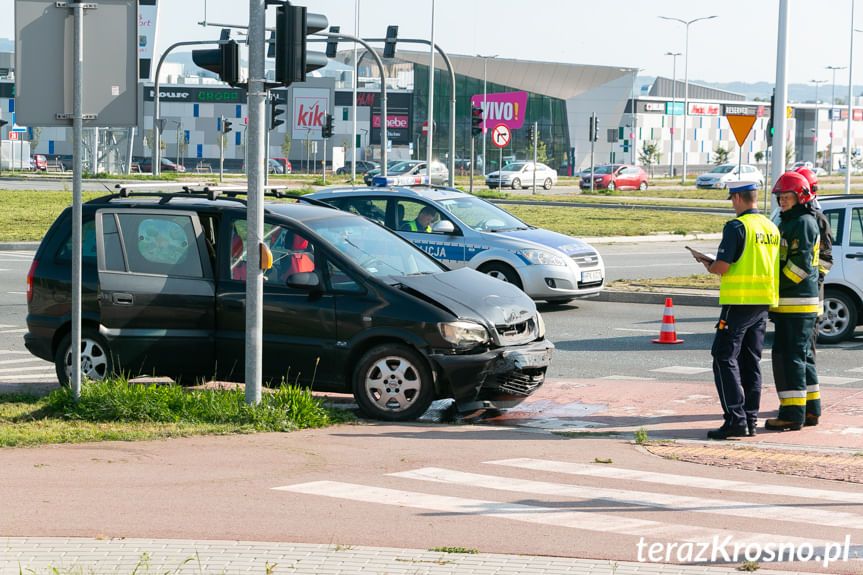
[401,206,438,233]
[697,181,780,439]
[767,171,821,431]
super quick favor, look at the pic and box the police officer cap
[726,181,758,199]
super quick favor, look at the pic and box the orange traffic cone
[652,297,684,344]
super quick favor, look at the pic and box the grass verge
[0,378,354,447]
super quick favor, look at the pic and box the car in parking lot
[335,160,379,175]
[271,157,292,174]
[134,157,186,173]
[814,195,863,342]
[695,164,764,189]
[307,185,605,304]
[24,184,553,421]
[371,160,449,186]
[362,160,405,186]
[579,164,648,191]
[30,154,47,172]
[485,161,558,190]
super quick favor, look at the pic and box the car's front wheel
[479,262,523,289]
[511,178,522,190]
[353,344,435,421]
[819,290,858,343]
[639,181,648,190]
[543,178,553,190]
[54,327,114,386]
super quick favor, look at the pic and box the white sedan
[486,162,558,190]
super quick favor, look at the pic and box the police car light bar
[371,174,430,187]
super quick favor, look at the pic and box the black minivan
[25,186,553,421]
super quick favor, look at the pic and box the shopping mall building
[0,49,856,175]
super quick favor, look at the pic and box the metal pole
[590,112,596,193]
[827,65,846,174]
[631,70,636,164]
[772,1,790,195]
[219,116,224,181]
[483,58,487,176]
[682,24,690,183]
[667,52,679,177]
[245,0,266,405]
[352,0,359,184]
[323,136,327,184]
[71,0,85,400]
[846,1,856,195]
[426,0,435,179]
[469,135,474,193]
[532,121,537,194]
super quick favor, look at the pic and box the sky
[1,0,861,88]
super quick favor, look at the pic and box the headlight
[438,320,490,349]
[535,312,546,339]
[519,248,568,267]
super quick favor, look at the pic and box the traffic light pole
[152,40,229,176]
[532,121,538,195]
[469,135,474,193]
[219,115,224,181]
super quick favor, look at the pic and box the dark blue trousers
[711,305,769,428]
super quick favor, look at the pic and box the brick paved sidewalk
[1,538,813,575]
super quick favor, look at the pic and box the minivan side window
[56,219,97,264]
[230,219,316,284]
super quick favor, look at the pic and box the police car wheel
[818,291,858,344]
[353,344,435,421]
[479,262,523,289]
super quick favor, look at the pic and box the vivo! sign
[470,91,528,130]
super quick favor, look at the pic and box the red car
[580,164,648,191]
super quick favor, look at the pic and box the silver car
[307,185,605,304]
[486,161,558,190]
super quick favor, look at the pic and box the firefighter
[698,181,780,439]
[767,171,821,431]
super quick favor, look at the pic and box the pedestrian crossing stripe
[390,467,863,529]
[489,458,863,504]
[0,365,56,375]
[274,479,833,548]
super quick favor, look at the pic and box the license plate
[582,269,602,283]
[512,349,552,369]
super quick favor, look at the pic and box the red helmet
[773,171,814,204]
[793,167,819,196]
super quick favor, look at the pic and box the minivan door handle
[111,292,134,305]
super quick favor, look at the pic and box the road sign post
[492,124,510,180]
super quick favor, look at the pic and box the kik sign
[470,91,527,131]
[292,88,330,140]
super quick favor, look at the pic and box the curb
[596,288,718,307]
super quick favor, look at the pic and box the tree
[639,141,661,177]
[526,139,548,165]
[754,151,764,163]
[281,132,292,158]
[785,144,794,169]
[29,127,42,152]
[713,146,731,165]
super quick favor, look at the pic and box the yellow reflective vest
[719,213,780,306]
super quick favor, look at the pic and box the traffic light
[191,40,240,86]
[589,114,600,142]
[471,105,483,137]
[270,99,285,131]
[384,25,399,59]
[223,117,233,135]
[527,125,535,142]
[767,89,775,138]
[325,26,340,58]
[275,3,329,86]
[322,114,334,138]
[0,118,7,129]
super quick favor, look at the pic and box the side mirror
[432,220,455,234]
[285,271,321,290]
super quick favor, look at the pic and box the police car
[307,185,605,304]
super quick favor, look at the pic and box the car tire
[543,178,553,190]
[352,344,435,421]
[511,178,522,190]
[639,181,648,190]
[607,181,616,191]
[54,327,114,387]
[479,262,523,290]
[818,290,858,344]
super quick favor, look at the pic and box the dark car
[336,160,379,175]
[135,157,186,173]
[25,184,553,421]
[579,164,648,191]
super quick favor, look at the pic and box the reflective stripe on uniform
[783,261,808,283]
[778,388,807,406]
[771,295,820,314]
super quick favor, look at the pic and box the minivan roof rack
[102,182,337,209]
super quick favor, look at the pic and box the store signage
[292,88,329,139]
[145,87,245,103]
[689,102,721,116]
[666,101,684,115]
[641,102,665,113]
[470,91,527,130]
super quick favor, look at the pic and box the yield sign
[726,114,757,147]
[492,124,511,148]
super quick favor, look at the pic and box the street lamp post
[811,79,827,167]
[478,54,498,175]
[665,51,681,177]
[659,14,718,184]
[827,64,846,175]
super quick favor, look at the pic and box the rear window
[56,219,97,264]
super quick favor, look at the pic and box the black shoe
[804,414,820,427]
[747,420,757,437]
[764,418,803,431]
[707,424,748,439]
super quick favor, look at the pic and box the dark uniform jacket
[772,203,820,317]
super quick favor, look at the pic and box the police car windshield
[437,196,530,232]
[306,215,443,278]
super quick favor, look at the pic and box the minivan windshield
[307,215,444,278]
[437,196,530,232]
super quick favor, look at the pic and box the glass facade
[412,63,570,170]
